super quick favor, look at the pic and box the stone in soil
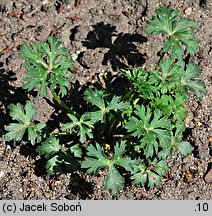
[204,168,212,184]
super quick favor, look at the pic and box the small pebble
[185,113,192,127]
[184,7,192,16]
[204,168,212,184]
[183,155,195,165]
[71,53,78,60]
[0,171,5,179]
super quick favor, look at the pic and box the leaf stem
[107,118,117,139]
[123,88,134,100]
[116,132,133,142]
[50,132,69,137]
[155,52,165,70]
[51,89,79,117]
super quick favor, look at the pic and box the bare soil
[0,0,211,200]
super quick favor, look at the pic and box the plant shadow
[82,22,147,71]
[0,62,16,104]
[0,62,29,137]
[67,172,94,199]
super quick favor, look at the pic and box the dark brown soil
[0,0,211,200]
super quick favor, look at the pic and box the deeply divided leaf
[145,6,199,59]
[122,67,158,99]
[178,62,207,99]
[81,142,131,195]
[84,89,129,123]
[130,159,168,187]
[19,36,73,97]
[126,105,171,158]
[37,136,61,158]
[4,101,45,145]
[62,113,94,143]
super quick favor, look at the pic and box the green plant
[4,6,206,196]
[81,141,132,196]
[5,101,45,145]
[145,6,199,60]
[19,36,75,113]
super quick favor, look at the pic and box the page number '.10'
[195,203,209,212]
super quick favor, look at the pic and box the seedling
[4,6,206,196]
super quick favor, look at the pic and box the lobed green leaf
[126,105,171,158]
[19,36,73,97]
[4,101,45,145]
[179,62,207,99]
[62,113,94,143]
[145,6,199,59]
[37,136,61,159]
[130,159,168,188]
[81,142,131,195]
[84,89,129,123]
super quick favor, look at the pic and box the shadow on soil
[0,61,29,136]
[81,22,147,70]
[67,173,94,199]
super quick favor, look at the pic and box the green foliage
[70,144,83,158]
[170,126,192,156]
[149,59,181,94]
[37,136,61,158]
[83,89,129,123]
[121,56,206,103]
[45,155,59,175]
[4,6,207,196]
[151,93,188,122]
[4,101,45,145]
[130,159,168,187]
[37,136,80,175]
[62,113,94,143]
[121,67,158,99]
[19,36,73,97]
[81,141,131,195]
[158,125,192,159]
[44,152,80,175]
[145,6,199,59]
[177,61,207,99]
[126,105,171,158]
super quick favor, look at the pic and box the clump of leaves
[4,6,207,196]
